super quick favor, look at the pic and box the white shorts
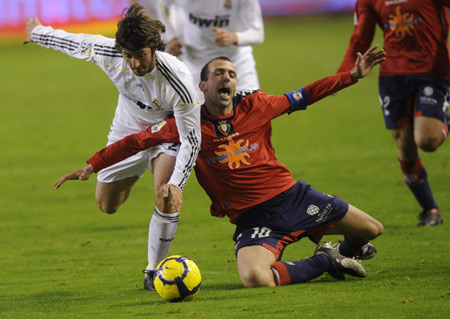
[97,142,180,183]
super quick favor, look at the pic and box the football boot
[315,242,367,280]
[334,242,377,260]
[143,269,156,291]
[417,208,443,226]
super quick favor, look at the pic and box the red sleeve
[304,71,356,105]
[254,91,291,118]
[87,117,180,172]
[337,0,377,73]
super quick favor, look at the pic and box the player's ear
[199,81,207,93]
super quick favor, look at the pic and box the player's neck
[204,102,233,117]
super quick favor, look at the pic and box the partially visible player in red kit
[337,0,450,226]
[55,48,385,288]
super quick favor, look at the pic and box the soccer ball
[154,255,202,302]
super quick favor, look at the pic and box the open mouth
[218,86,231,96]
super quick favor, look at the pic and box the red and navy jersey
[195,91,296,223]
[88,71,356,223]
[338,0,450,79]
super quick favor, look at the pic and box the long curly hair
[115,3,166,53]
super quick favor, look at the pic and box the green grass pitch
[1,13,449,318]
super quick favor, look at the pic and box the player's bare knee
[366,220,383,239]
[240,272,269,288]
[96,200,119,214]
[416,135,442,152]
[239,267,274,288]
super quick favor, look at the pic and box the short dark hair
[115,3,166,52]
[200,56,232,81]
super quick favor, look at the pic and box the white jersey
[159,0,264,92]
[31,25,201,190]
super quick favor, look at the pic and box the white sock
[146,207,179,271]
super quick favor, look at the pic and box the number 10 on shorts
[251,227,272,238]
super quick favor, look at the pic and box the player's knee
[238,267,274,288]
[366,219,383,240]
[96,199,119,214]
[416,135,442,152]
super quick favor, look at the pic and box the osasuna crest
[217,120,231,136]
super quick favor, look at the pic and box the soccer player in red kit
[337,0,450,226]
[55,49,385,288]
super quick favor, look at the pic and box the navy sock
[271,255,332,285]
[406,169,438,210]
[338,236,367,258]
[399,157,438,210]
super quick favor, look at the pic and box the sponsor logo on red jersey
[207,135,259,169]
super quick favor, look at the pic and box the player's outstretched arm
[23,17,42,45]
[54,164,95,189]
[350,45,385,81]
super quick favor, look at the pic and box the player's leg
[324,204,383,259]
[237,245,334,287]
[144,145,180,290]
[234,183,368,288]
[237,244,348,287]
[379,76,445,226]
[414,116,447,152]
[325,204,383,240]
[95,150,150,213]
[392,122,442,226]
[146,152,178,271]
[237,243,366,287]
[236,245,277,287]
[95,176,139,214]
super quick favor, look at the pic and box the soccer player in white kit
[157,0,264,97]
[23,3,201,291]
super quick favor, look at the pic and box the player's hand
[162,183,183,213]
[350,45,385,81]
[212,26,238,46]
[168,37,185,56]
[54,164,95,189]
[23,17,42,45]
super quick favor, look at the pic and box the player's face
[122,47,155,76]
[202,60,237,115]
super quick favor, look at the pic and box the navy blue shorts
[233,180,349,261]
[378,76,449,129]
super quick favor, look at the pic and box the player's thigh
[236,245,277,287]
[95,176,140,214]
[325,204,383,240]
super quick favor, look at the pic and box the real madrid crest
[224,0,232,9]
[152,98,163,110]
[217,120,231,136]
